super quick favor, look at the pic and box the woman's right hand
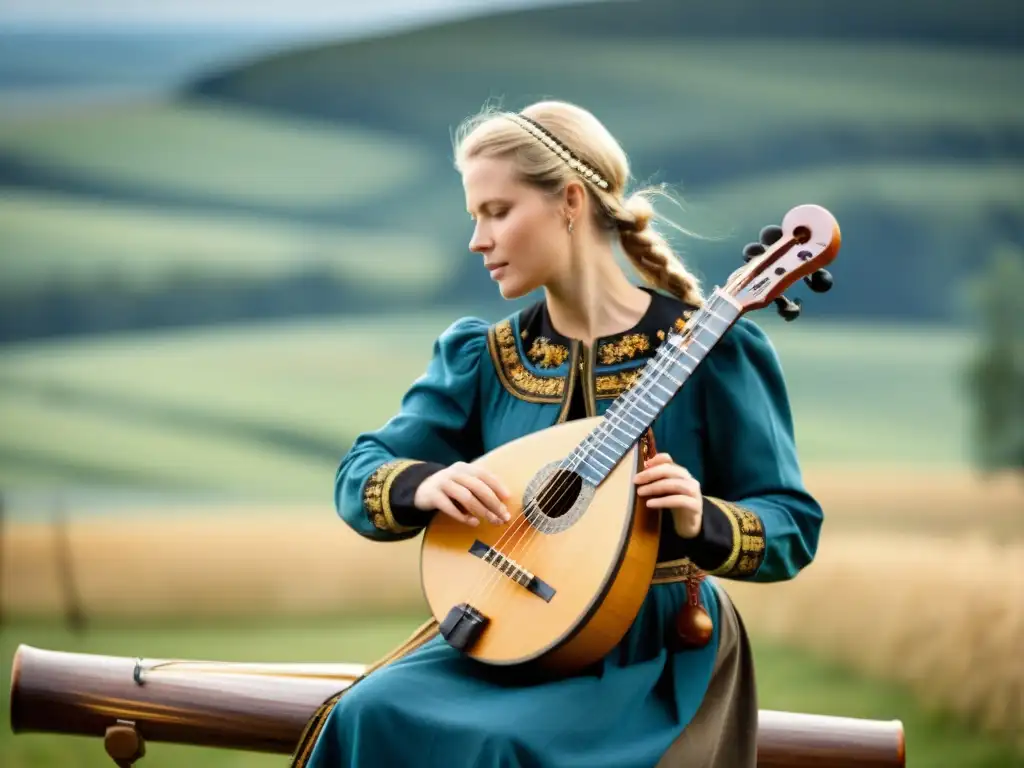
[413,461,512,527]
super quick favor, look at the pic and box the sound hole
[523,462,594,534]
[534,469,582,519]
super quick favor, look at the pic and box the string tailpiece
[439,603,489,652]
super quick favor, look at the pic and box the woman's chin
[497,279,533,301]
[495,273,530,300]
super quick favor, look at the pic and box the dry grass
[3,467,1022,748]
[2,466,1020,621]
[802,465,1022,539]
[722,532,1024,749]
[2,510,425,621]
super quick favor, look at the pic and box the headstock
[727,204,841,321]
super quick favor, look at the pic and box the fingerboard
[568,289,742,485]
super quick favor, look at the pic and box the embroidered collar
[486,287,697,403]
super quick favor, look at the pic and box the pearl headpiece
[505,113,611,191]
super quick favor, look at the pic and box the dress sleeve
[334,316,489,542]
[670,317,823,582]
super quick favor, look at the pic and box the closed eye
[467,201,512,221]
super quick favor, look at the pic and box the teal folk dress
[292,287,823,768]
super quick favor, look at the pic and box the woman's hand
[634,452,703,538]
[413,461,512,527]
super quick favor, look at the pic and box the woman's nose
[469,225,493,254]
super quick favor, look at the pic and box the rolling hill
[0,0,1021,342]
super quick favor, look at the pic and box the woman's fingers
[441,478,496,525]
[636,477,701,498]
[645,494,699,509]
[452,473,509,524]
[468,465,512,501]
[431,490,478,526]
[635,460,692,485]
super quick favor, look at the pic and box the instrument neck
[569,289,743,485]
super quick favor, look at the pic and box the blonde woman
[292,101,822,768]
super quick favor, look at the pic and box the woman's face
[462,156,570,300]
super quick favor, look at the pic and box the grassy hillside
[0,314,977,504]
[0,0,1020,342]
[0,100,427,210]
[153,2,1024,326]
[0,189,449,291]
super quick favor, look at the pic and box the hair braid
[601,191,704,307]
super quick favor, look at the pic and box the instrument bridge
[469,540,556,602]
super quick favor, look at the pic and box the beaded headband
[505,112,610,190]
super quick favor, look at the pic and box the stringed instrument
[420,203,841,674]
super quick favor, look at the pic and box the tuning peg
[742,242,765,263]
[759,225,784,246]
[803,269,833,293]
[774,295,802,321]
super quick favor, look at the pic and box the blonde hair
[453,100,703,307]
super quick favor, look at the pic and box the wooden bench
[9,644,905,767]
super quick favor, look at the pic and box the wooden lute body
[421,204,842,673]
[421,416,659,673]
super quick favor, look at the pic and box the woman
[292,100,823,768]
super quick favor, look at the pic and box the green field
[0,189,452,292]
[0,314,977,505]
[2,93,1020,289]
[1,24,1020,327]
[3,618,1021,768]
[0,101,429,209]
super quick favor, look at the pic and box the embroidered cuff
[702,497,766,578]
[363,459,444,533]
[661,497,766,579]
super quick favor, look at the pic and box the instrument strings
[463,292,733,610]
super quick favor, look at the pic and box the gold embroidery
[704,497,766,579]
[527,336,569,368]
[488,320,564,402]
[651,556,705,584]
[595,368,643,399]
[598,333,651,365]
[655,311,693,343]
[291,690,344,767]
[363,459,423,533]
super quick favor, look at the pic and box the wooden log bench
[9,644,905,767]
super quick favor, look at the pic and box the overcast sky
[0,0,590,30]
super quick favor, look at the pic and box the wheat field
[3,466,1022,749]
[4,466,1020,620]
[723,534,1024,749]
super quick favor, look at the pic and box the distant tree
[963,245,1024,476]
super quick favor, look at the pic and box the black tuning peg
[742,242,765,263]
[804,269,833,293]
[774,295,802,321]
[759,225,784,246]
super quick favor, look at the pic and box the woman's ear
[563,180,586,222]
